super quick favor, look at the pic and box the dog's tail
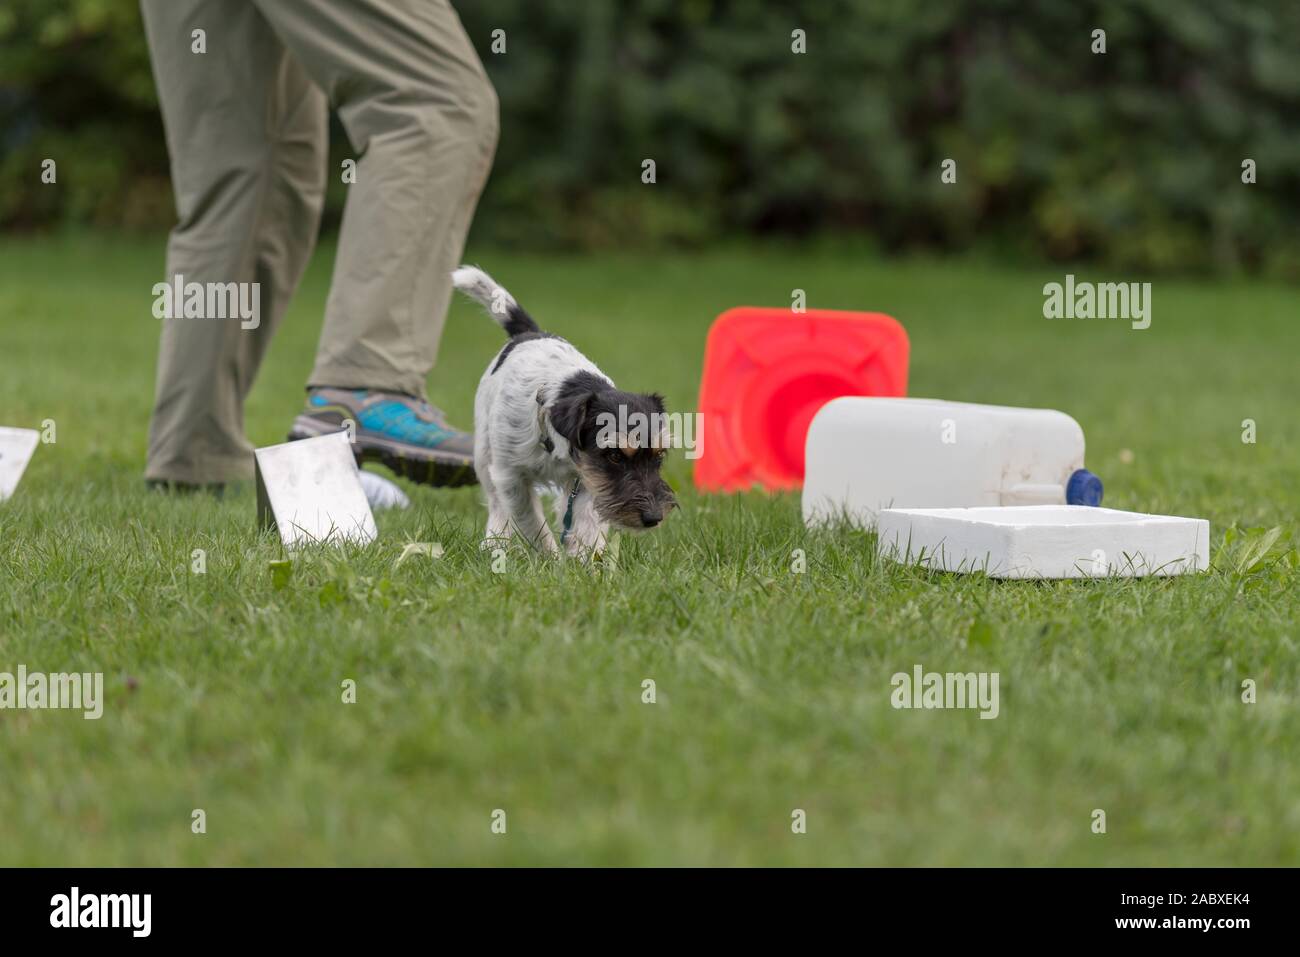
[451,265,541,338]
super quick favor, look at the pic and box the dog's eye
[606,449,622,463]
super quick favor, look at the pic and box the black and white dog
[452,266,677,556]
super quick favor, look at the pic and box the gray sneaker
[288,387,477,488]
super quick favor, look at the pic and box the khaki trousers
[141,0,497,483]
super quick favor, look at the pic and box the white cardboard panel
[877,505,1209,579]
[0,427,41,501]
[254,431,377,548]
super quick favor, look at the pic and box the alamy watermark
[0,666,103,719]
[50,887,150,937]
[595,407,704,460]
[1043,274,1150,330]
[891,664,1000,719]
[152,274,260,329]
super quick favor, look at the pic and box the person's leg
[141,0,327,485]
[249,0,499,398]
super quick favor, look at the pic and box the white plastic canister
[802,397,1102,527]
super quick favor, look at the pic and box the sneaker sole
[288,417,478,489]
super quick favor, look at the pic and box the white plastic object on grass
[802,398,1103,527]
[876,505,1209,579]
[254,432,377,548]
[358,469,411,511]
[0,426,40,501]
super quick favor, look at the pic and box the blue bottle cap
[1066,468,1103,507]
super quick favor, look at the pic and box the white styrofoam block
[876,505,1209,579]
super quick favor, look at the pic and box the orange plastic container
[693,307,908,492]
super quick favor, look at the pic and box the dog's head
[549,373,678,530]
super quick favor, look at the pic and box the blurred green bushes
[2,0,1299,276]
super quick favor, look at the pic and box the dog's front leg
[562,489,609,559]
[498,477,558,555]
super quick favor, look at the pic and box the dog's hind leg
[476,441,512,550]
[480,484,512,550]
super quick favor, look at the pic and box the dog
[452,265,677,556]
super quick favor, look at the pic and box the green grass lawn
[0,233,1297,866]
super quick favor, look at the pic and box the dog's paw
[566,530,617,567]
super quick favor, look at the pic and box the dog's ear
[549,390,596,451]
[649,392,667,414]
